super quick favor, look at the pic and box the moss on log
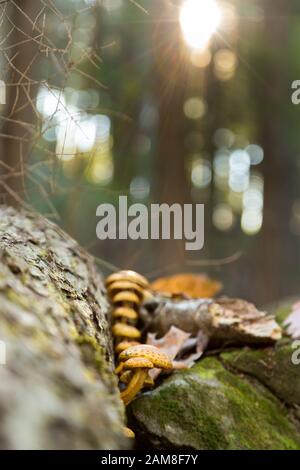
[0,206,126,449]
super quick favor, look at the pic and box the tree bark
[0,206,126,449]
[0,1,41,206]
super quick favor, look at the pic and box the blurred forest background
[0,0,299,307]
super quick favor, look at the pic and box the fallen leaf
[147,325,190,360]
[284,302,300,339]
[151,273,222,298]
[175,330,209,357]
[146,326,207,379]
[171,331,208,369]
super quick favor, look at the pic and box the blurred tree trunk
[151,0,191,270]
[0,0,41,206]
[258,0,290,304]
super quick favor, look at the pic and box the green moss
[75,334,107,375]
[267,297,298,326]
[222,344,300,406]
[130,357,300,450]
[276,304,292,326]
[6,288,31,310]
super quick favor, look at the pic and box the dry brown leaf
[147,326,190,360]
[284,302,300,339]
[146,326,207,379]
[151,273,222,298]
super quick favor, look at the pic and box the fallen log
[0,206,126,449]
[141,296,282,346]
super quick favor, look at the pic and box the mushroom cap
[112,306,138,321]
[142,289,155,302]
[112,323,141,339]
[115,340,140,354]
[107,281,144,298]
[112,291,140,305]
[106,270,149,289]
[123,357,154,370]
[119,344,172,369]
[123,427,135,439]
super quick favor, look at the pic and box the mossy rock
[129,357,300,450]
[221,343,300,406]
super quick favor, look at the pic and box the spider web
[0,0,107,218]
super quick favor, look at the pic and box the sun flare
[179,0,222,51]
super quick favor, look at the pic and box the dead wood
[0,206,126,449]
[141,296,282,346]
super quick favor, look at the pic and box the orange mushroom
[106,270,149,289]
[120,370,154,387]
[118,344,173,405]
[112,290,140,306]
[115,340,140,354]
[112,306,138,322]
[120,357,153,405]
[112,323,141,341]
[123,426,135,439]
[105,270,167,413]
[119,344,173,370]
[107,280,144,299]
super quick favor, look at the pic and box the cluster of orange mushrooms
[105,270,173,408]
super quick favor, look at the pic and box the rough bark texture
[0,206,126,449]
